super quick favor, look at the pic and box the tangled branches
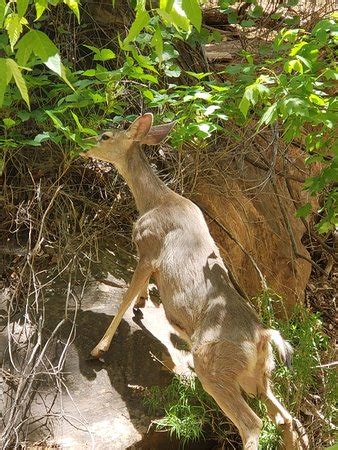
[0,144,135,448]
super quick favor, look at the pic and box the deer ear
[127,113,153,142]
[141,122,175,145]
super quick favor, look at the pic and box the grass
[143,376,211,446]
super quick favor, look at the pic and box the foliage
[142,373,232,446]
[255,290,336,426]
[0,0,75,104]
[143,376,210,445]
[0,0,336,231]
[143,292,336,448]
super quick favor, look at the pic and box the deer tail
[267,329,293,369]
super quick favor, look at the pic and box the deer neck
[116,143,172,214]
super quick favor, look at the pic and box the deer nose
[80,136,98,157]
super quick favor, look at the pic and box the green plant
[143,375,224,446]
[256,290,336,423]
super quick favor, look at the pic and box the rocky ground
[1,249,209,449]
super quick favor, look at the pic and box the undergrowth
[143,291,336,449]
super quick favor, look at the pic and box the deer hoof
[133,306,144,319]
[90,347,106,359]
[134,296,147,309]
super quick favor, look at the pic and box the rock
[193,145,312,313]
[1,274,195,449]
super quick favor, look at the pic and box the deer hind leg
[261,384,308,450]
[193,341,262,450]
[254,337,308,449]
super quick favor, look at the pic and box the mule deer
[82,114,307,449]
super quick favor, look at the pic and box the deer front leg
[91,261,152,358]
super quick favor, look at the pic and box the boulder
[193,144,312,313]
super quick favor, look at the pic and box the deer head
[81,113,175,165]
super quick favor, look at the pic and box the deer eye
[101,133,110,141]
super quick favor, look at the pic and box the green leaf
[309,94,326,106]
[312,18,333,43]
[204,105,220,116]
[228,11,238,24]
[16,30,58,67]
[6,58,30,108]
[34,131,51,143]
[289,40,307,56]
[239,95,250,117]
[17,0,29,17]
[164,64,181,78]
[71,111,83,131]
[46,110,64,128]
[295,203,312,218]
[130,48,158,72]
[135,0,146,12]
[296,55,311,69]
[5,13,23,49]
[323,68,338,80]
[152,26,163,62]
[316,218,335,234]
[35,0,48,20]
[240,20,255,27]
[100,48,116,60]
[16,34,33,66]
[167,8,190,31]
[160,0,174,11]
[0,0,5,27]
[284,59,303,74]
[182,0,202,32]
[260,103,278,125]
[283,97,309,117]
[137,73,158,83]
[63,0,80,21]
[83,44,100,53]
[143,89,154,100]
[0,58,10,107]
[123,10,150,47]
[271,12,282,20]
[158,8,190,31]
[186,71,212,80]
[242,50,253,65]
[282,28,299,43]
[249,5,263,18]
[286,0,299,6]
[82,68,96,77]
[16,30,72,87]
[92,48,116,61]
[305,154,325,164]
[3,117,16,128]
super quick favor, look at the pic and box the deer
[81,113,308,450]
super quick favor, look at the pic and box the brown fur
[84,114,308,449]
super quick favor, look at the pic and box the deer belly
[154,276,201,339]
